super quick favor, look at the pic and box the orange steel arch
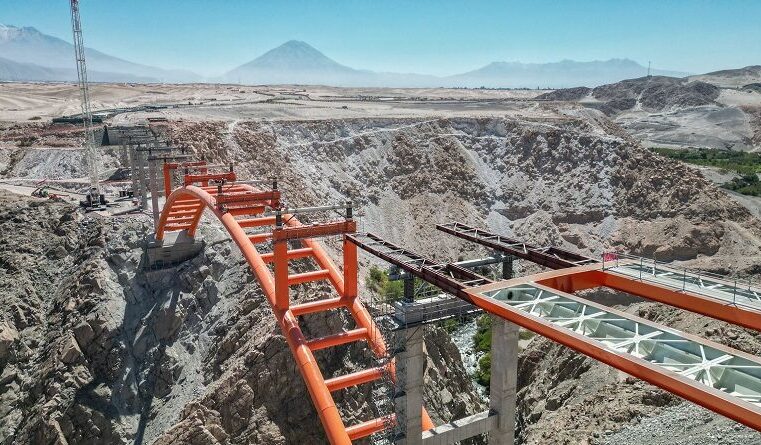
[157,183,433,444]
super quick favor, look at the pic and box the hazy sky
[3,0,760,77]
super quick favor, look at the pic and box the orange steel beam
[247,233,272,244]
[594,269,761,332]
[167,208,198,215]
[346,415,395,441]
[238,216,278,228]
[183,171,236,186]
[164,224,191,231]
[464,281,761,432]
[307,328,368,351]
[325,365,388,392]
[157,184,434,442]
[171,203,202,210]
[261,247,315,263]
[215,190,280,205]
[291,297,347,317]
[288,269,332,286]
[272,220,357,242]
[226,205,267,217]
[166,215,195,222]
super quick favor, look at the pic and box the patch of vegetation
[442,318,460,334]
[520,329,535,341]
[651,147,761,197]
[366,266,404,302]
[650,147,761,176]
[473,315,493,353]
[724,173,761,197]
[472,315,535,388]
[365,265,440,303]
[475,353,491,387]
[473,315,492,387]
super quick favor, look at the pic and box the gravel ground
[597,403,761,445]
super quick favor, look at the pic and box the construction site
[2,2,761,445]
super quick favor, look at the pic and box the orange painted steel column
[274,239,290,311]
[343,236,358,299]
[200,165,208,187]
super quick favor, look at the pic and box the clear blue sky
[2,0,760,77]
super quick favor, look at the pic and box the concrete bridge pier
[394,326,425,445]
[488,317,518,445]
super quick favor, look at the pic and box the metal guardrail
[601,252,760,308]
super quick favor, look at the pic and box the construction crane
[69,0,103,208]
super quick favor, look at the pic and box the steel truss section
[437,221,597,269]
[465,281,761,430]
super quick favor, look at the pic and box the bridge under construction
[147,151,761,444]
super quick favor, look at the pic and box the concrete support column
[502,256,514,280]
[128,145,138,201]
[120,143,128,166]
[404,275,415,303]
[488,317,519,445]
[148,157,160,229]
[394,326,425,445]
[137,149,148,210]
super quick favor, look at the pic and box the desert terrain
[1,80,761,445]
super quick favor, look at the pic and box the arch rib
[158,185,349,444]
[157,184,433,443]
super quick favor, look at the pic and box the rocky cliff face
[2,113,760,444]
[162,116,760,272]
[0,189,481,445]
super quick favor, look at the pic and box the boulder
[0,323,19,361]
[60,334,83,365]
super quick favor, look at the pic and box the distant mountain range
[0,23,693,88]
[222,40,689,88]
[0,24,198,83]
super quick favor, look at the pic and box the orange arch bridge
[156,179,433,444]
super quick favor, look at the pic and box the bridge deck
[607,261,761,310]
[464,281,761,430]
